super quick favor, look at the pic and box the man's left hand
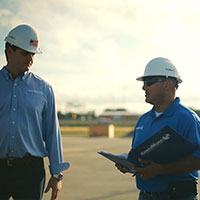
[45,176,62,200]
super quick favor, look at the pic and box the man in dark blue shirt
[116,57,200,200]
[0,24,69,200]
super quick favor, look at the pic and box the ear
[163,80,171,90]
[6,45,13,56]
[165,79,176,92]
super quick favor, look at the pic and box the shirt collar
[1,66,9,79]
[163,97,180,116]
[150,97,180,118]
[1,66,30,81]
[22,70,30,81]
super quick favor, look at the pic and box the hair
[5,42,19,61]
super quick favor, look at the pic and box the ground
[43,136,139,200]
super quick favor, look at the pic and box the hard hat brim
[136,75,182,83]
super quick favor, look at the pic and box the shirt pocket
[19,89,47,114]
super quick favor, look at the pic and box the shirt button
[12,121,15,124]
[14,83,17,86]
[13,95,16,98]
[13,108,16,111]
[12,136,15,139]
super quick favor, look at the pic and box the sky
[1,0,200,115]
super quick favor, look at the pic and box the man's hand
[45,176,62,200]
[115,163,129,173]
[134,155,200,180]
[134,158,163,180]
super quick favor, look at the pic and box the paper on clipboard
[98,151,136,174]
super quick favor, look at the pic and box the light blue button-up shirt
[0,66,69,174]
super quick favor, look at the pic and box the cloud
[1,0,200,114]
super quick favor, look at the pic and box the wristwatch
[52,173,63,181]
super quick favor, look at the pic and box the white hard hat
[136,57,182,83]
[4,24,42,54]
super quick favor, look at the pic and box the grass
[60,126,134,137]
[59,119,138,127]
[61,126,89,136]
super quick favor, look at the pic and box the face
[8,46,35,75]
[142,77,167,105]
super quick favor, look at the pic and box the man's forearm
[161,155,200,175]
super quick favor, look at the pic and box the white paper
[98,151,136,174]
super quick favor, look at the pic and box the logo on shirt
[136,126,143,130]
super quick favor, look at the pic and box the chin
[145,98,153,105]
[25,66,31,71]
[145,97,149,102]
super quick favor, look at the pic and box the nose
[28,53,34,59]
[26,52,35,62]
[142,83,147,91]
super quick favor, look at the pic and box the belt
[141,180,198,198]
[0,155,42,167]
[141,190,168,196]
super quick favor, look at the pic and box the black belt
[141,180,198,198]
[141,190,168,197]
[0,156,42,167]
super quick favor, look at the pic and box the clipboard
[98,151,136,174]
[128,126,199,166]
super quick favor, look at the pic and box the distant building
[99,109,138,121]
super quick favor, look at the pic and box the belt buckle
[143,191,153,197]
[7,158,14,167]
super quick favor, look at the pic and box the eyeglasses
[143,78,167,87]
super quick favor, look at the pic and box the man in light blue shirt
[0,24,69,200]
[116,57,200,200]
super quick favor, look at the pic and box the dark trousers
[139,180,198,200]
[0,157,45,200]
[139,191,198,200]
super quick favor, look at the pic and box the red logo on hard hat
[30,40,38,47]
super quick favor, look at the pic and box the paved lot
[43,136,139,200]
[42,136,200,200]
